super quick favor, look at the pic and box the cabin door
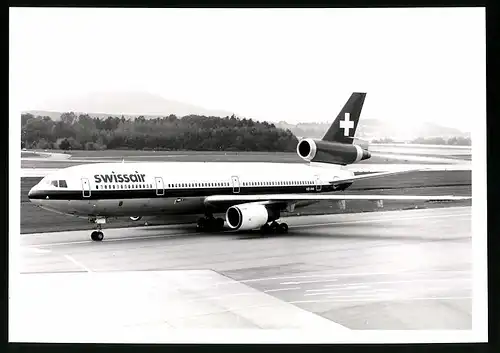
[81,178,91,198]
[155,177,164,196]
[314,175,322,192]
[231,176,240,194]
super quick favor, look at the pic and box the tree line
[21,112,299,152]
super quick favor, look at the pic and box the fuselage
[28,162,355,219]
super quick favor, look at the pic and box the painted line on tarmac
[213,269,471,286]
[23,247,52,254]
[304,278,470,296]
[64,254,92,272]
[281,278,339,285]
[289,296,472,304]
[24,211,470,248]
[305,277,470,291]
[263,287,301,293]
[287,212,471,229]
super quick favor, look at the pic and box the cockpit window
[47,180,68,188]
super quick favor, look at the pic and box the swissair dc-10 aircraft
[27,93,470,241]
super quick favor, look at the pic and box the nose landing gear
[91,230,104,241]
[89,217,106,241]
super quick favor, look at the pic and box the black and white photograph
[9,7,487,344]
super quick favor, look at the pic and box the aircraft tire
[260,223,270,234]
[197,218,206,232]
[270,222,280,234]
[91,231,104,241]
[279,223,288,233]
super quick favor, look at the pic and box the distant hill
[277,119,470,142]
[23,91,235,120]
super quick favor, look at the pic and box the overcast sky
[10,8,484,131]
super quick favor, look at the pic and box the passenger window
[96,185,99,189]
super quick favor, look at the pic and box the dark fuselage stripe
[28,184,352,201]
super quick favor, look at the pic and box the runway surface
[19,144,471,170]
[18,206,472,332]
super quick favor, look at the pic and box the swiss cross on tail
[340,113,354,137]
[322,92,366,144]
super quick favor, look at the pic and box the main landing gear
[89,217,106,241]
[260,221,288,234]
[197,215,225,232]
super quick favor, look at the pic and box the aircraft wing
[204,168,470,206]
[204,193,470,206]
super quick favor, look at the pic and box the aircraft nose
[28,186,35,200]
[28,186,43,201]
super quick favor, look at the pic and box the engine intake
[130,216,142,221]
[226,203,278,231]
[297,138,371,165]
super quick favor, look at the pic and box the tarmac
[11,146,477,342]
[12,206,472,342]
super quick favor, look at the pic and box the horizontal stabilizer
[329,168,430,185]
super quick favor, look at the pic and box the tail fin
[322,92,366,144]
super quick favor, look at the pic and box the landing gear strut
[260,221,288,234]
[197,215,225,232]
[89,218,106,241]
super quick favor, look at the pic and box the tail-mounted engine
[296,138,371,165]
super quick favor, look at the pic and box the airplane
[27,92,470,241]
